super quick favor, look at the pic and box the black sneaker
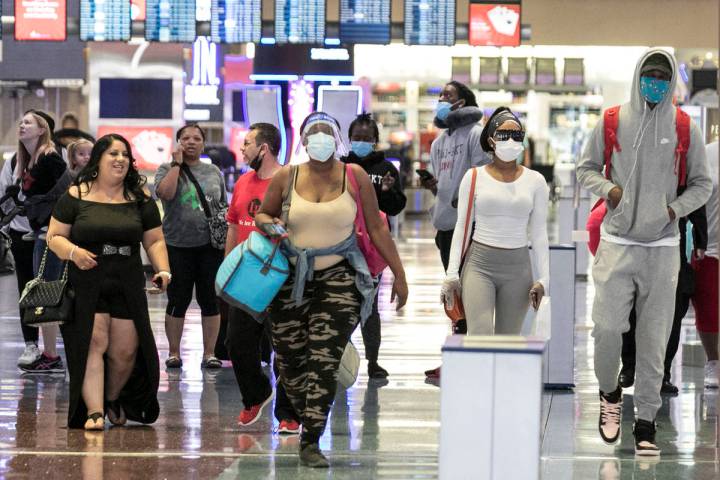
[618,367,635,388]
[299,443,329,468]
[368,362,389,379]
[660,378,679,396]
[633,419,660,456]
[598,387,622,444]
[20,353,64,374]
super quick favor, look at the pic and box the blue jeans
[32,235,63,280]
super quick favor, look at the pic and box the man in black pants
[224,123,299,432]
[618,206,707,395]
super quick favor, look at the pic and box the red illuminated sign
[97,126,175,171]
[469,3,521,47]
[131,0,146,21]
[14,0,67,41]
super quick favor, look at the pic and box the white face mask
[493,139,524,163]
[306,132,336,162]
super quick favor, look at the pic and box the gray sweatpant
[461,242,533,335]
[591,240,679,421]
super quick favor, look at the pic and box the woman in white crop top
[254,112,407,468]
[442,107,549,335]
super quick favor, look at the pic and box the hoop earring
[91,171,98,179]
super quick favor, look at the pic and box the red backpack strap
[674,107,691,187]
[602,106,622,180]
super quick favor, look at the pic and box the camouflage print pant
[269,260,360,446]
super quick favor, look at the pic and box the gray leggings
[461,242,533,335]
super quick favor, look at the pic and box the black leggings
[166,244,222,317]
[9,229,38,343]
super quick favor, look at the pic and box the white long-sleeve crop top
[446,165,550,290]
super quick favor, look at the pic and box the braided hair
[348,112,380,143]
[447,81,478,108]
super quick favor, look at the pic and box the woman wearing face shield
[441,107,549,335]
[255,112,408,468]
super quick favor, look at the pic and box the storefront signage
[14,0,67,41]
[469,3,521,47]
[184,36,224,122]
[310,48,350,61]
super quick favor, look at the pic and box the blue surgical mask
[435,101,452,122]
[640,76,671,104]
[306,132,336,162]
[351,141,374,158]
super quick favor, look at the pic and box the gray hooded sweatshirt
[430,106,488,231]
[576,48,711,244]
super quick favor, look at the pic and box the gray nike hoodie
[430,106,488,231]
[576,48,711,243]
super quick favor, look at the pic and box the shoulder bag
[181,164,229,250]
[19,247,74,326]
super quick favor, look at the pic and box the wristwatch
[157,271,172,281]
[170,161,181,168]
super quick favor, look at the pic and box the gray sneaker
[299,444,329,468]
[17,344,41,368]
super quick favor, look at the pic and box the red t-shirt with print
[226,171,271,243]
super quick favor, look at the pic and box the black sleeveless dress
[52,193,162,428]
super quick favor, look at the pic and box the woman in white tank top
[254,112,407,468]
[442,107,550,336]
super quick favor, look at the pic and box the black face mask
[248,147,264,171]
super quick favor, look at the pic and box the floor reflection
[0,217,715,479]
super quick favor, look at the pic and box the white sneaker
[17,344,41,368]
[705,360,719,389]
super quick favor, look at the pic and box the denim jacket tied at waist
[281,232,375,325]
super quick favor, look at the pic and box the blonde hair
[67,139,94,172]
[15,112,56,177]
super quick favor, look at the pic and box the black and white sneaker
[598,387,622,445]
[633,419,660,456]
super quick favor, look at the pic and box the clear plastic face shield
[294,112,349,163]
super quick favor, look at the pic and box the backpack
[586,105,691,255]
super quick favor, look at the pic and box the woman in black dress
[47,134,170,430]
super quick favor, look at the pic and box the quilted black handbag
[19,247,74,326]
[180,164,228,250]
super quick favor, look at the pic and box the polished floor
[0,217,717,479]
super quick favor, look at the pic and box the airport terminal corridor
[0,217,715,479]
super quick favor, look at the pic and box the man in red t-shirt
[224,124,300,433]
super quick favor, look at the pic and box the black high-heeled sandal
[105,399,126,426]
[84,412,104,430]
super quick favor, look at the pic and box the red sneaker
[237,391,274,426]
[277,419,301,435]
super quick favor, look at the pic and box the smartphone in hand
[146,277,163,295]
[416,169,434,181]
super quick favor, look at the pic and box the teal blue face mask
[351,141,374,158]
[435,101,452,121]
[640,76,671,104]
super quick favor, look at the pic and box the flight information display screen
[145,0,197,42]
[339,0,391,44]
[404,0,455,46]
[211,0,261,43]
[81,0,132,41]
[275,0,325,44]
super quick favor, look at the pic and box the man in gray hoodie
[577,49,711,456]
[423,82,487,269]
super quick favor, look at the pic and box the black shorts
[166,243,223,317]
[95,276,132,319]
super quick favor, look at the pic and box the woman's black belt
[84,243,139,256]
[102,244,132,256]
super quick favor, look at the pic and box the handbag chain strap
[36,245,69,282]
